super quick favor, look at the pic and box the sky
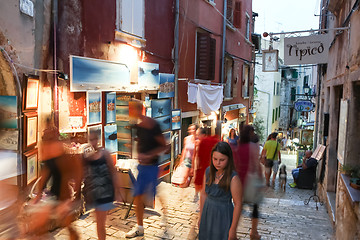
[252,0,321,35]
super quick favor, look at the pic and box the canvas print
[171,109,181,130]
[151,99,171,118]
[158,162,171,178]
[0,96,17,129]
[24,78,39,110]
[154,115,171,132]
[106,92,116,124]
[0,130,18,151]
[68,116,83,129]
[159,131,171,164]
[87,91,102,125]
[70,55,130,92]
[26,114,38,148]
[138,62,160,90]
[116,106,129,121]
[116,121,131,139]
[0,151,19,180]
[118,138,131,156]
[116,95,133,106]
[26,150,38,184]
[104,124,118,153]
[88,124,102,147]
[158,73,175,99]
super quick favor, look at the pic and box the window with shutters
[116,0,144,38]
[233,2,242,28]
[196,32,216,80]
[242,63,250,98]
[227,1,241,28]
[226,0,234,24]
[245,13,250,39]
[224,57,234,99]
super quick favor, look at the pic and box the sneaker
[289,182,297,188]
[159,216,167,227]
[125,225,144,238]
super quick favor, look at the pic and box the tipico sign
[294,100,314,112]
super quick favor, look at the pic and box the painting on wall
[88,124,102,147]
[158,73,175,99]
[70,55,130,92]
[154,115,171,132]
[68,116,83,129]
[0,130,18,151]
[116,95,133,106]
[151,99,171,118]
[106,92,116,124]
[0,96,18,129]
[158,131,171,165]
[0,151,19,180]
[116,106,129,121]
[24,77,39,110]
[87,91,102,125]
[118,138,131,156]
[138,62,160,90]
[104,124,118,153]
[171,109,181,130]
[116,121,131,139]
[24,112,37,150]
[25,149,38,185]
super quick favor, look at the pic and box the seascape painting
[0,95,17,129]
[104,124,118,153]
[171,109,181,130]
[116,121,131,139]
[116,106,129,121]
[158,73,175,99]
[70,55,130,92]
[88,124,102,147]
[116,95,133,106]
[87,91,102,125]
[151,99,171,118]
[0,130,18,151]
[138,62,160,90]
[118,138,131,156]
[106,92,116,124]
[154,115,171,132]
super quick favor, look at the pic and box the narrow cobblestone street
[51,152,334,239]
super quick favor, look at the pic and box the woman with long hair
[198,142,242,240]
[226,128,239,147]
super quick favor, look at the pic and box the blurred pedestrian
[234,125,263,240]
[226,128,239,147]
[261,132,281,187]
[83,132,122,240]
[125,101,168,238]
[198,142,242,240]
[25,118,82,239]
[194,127,219,198]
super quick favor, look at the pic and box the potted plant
[341,164,360,190]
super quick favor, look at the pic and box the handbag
[171,164,190,187]
[243,172,265,204]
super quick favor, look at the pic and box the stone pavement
[50,152,334,239]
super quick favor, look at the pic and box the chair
[297,163,318,189]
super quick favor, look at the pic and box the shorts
[183,157,192,168]
[265,160,279,173]
[95,202,115,212]
[133,164,159,197]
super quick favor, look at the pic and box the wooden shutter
[227,0,233,22]
[196,33,216,80]
[233,2,241,28]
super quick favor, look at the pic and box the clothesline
[188,79,225,86]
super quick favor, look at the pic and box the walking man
[261,132,281,187]
[126,101,168,238]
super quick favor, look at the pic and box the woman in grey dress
[199,142,242,240]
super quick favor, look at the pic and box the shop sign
[294,100,314,112]
[284,34,330,65]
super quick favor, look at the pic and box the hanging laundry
[197,84,223,115]
[187,82,198,104]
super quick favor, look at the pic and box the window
[277,82,280,95]
[273,82,276,95]
[272,109,275,123]
[242,64,250,98]
[233,2,241,28]
[303,75,309,87]
[196,32,216,80]
[278,106,281,118]
[116,0,144,38]
[226,0,233,24]
[245,13,250,39]
[275,108,278,121]
[224,57,234,99]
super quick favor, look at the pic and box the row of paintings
[71,56,175,97]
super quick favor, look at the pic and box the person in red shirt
[194,128,219,196]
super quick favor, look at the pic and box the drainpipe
[53,0,59,128]
[174,0,179,109]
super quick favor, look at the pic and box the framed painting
[106,92,116,124]
[116,106,129,121]
[171,109,181,130]
[118,138,132,157]
[24,112,38,150]
[116,121,131,139]
[138,62,160,90]
[0,130,19,151]
[68,116,83,129]
[88,124,102,147]
[87,91,102,125]
[151,99,171,118]
[0,95,18,128]
[158,73,175,99]
[23,76,39,111]
[154,115,171,132]
[116,94,133,106]
[104,124,118,153]
[25,149,38,185]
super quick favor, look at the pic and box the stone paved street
[50,152,335,239]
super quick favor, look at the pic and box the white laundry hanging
[196,84,223,115]
[187,82,198,104]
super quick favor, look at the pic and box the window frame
[116,0,145,39]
